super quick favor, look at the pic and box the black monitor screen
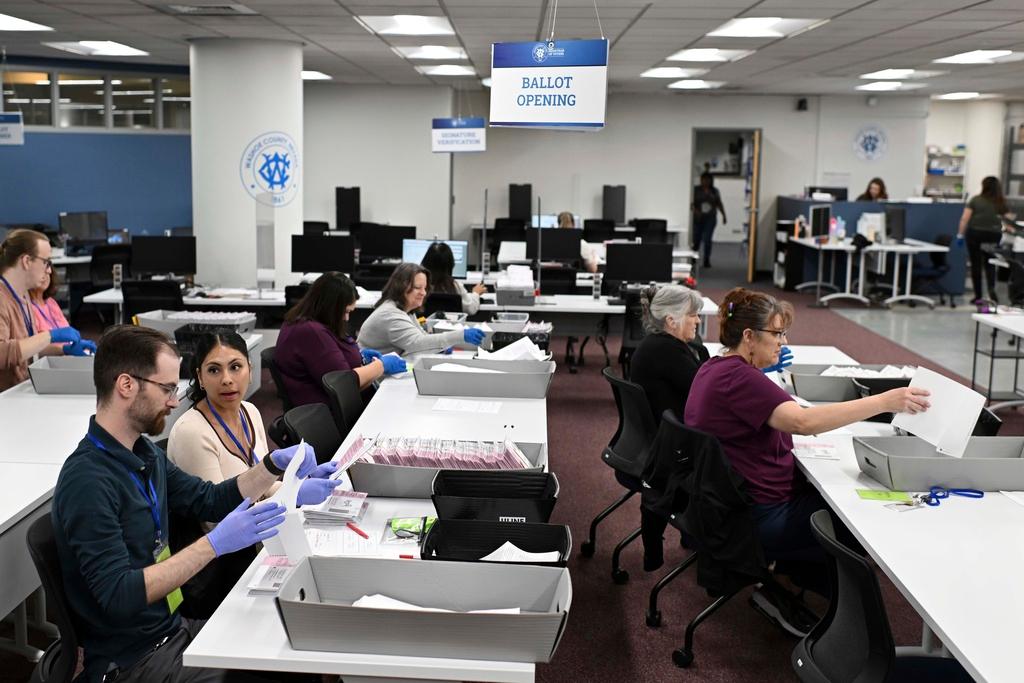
[359,225,416,259]
[526,228,582,262]
[810,205,831,238]
[885,207,906,242]
[59,211,108,242]
[605,243,672,283]
[132,236,196,275]
[292,234,355,273]
[806,186,848,201]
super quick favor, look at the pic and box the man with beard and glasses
[52,325,332,683]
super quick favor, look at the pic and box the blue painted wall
[0,131,191,234]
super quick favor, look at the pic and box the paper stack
[819,365,916,378]
[338,433,532,470]
[479,541,561,564]
[476,336,549,361]
[304,490,369,526]
[246,556,296,596]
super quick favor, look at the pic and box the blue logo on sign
[532,44,548,63]
[240,131,300,207]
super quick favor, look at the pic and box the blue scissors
[919,486,984,507]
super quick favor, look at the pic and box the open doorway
[690,128,762,282]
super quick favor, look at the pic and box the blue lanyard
[1,276,34,336]
[32,301,58,330]
[206,398,257,466]
[86,432,162,545]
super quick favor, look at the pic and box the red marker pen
[346,522,369,539]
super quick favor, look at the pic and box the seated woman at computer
[958,176,1014,304]
[0,228,93,391]
[421,242,486,315]
[276,272,405,407]
[856,177,888,201]
[167,330,340,617]
[358,263,485,357]
[557,211,598,273]
[684,288,929,600]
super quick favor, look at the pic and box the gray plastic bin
[348,441,546,498]
[496,286,536,306]
[787,364,914,403]
[28,356,95,394]
[854,436,1024,491]
[276,556,571,663]
[134,309,256,338]
[414,357,554,399]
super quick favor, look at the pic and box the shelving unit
[924,148,966,200]
[1004,125,1024,196]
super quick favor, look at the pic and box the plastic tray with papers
[854,435,1024,491]
[414,357,555,399]
[420,519,571,567]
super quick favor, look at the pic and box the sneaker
[750,584,819,637]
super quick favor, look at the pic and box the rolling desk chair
[284,284,310,311]
[617,289,646,376]
[303,221,330,235]
[910,234,955,307]
[120,280,183,321]
[26,515,79,683]
[280,402,343,464]
[322,370,367,441]
[632,218,669,244]
[583,219,617,243]
[261,346,295,412]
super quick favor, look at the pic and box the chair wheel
[612,568,629,585]
[672,648,694,668]
[569,366,578,375]
[580,541,595,558]
[645,610,662,627]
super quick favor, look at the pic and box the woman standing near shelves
[957,176,1013,304]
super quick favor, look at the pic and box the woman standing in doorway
[692,172,727,269]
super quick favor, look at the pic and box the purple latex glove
[206,498,286,556]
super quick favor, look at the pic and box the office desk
[703,343,856,366]
[469,223,686,250]
[185,374,547,682]
[51,255,92,266]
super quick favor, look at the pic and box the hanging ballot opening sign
[0,112,25,146]
[432,117,486,152]
[490,39,608,131]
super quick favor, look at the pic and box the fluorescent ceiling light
[36,79,122,86]
[0,12,52,30]
[481,77,492,87]
[415,64,475,77]
[393,45,466,60]
[856,81,925,92]
[301,70,331,80]
[706,17,826,39]
[641,67,709,78]
[356,15,454,36]
[666,48,753,62]
[144,97,190,102]
[859,68,945,79]
[935,92,981,100]
[668,79,725,90]
[933,49,1021,64]
[43,40,148,56]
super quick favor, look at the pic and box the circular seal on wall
[240,131,300,207]
[532,43,548,63]
[853,126,887,162]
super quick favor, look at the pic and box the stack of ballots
[304,490,368,526]
[339,434,533,471]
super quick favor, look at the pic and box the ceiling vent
[159,4,258,16]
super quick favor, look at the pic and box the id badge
[154,543,184,614]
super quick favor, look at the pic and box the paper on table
[432,398,502,414]
[306,527,379,556]
[1000,491,1024,508]
[792,442,840,460]
[353,594,520,615]
[891,367,985,458]
[480,541,561,564]
[263,441,312,560]
[430,363,506,374]
[477,336,548,361]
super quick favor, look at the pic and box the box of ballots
[414,356,555,399]
[276,556,571,663]
[786,364,916,403]
[423,310,468,332]
[421,519,571,567]
[345,435,546,498]
[135,309,256,337]
[495,285,536,306]
[854,436,1024,491]
[432,470,559,522]
[28,356,95,394]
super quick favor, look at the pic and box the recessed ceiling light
[416,64,475,77]
[35,79,122,86]
[935,92,981,100]
[0,12,52,30]
[860,68,945,79]
[481,77,492,88]
[356,15,454,37]
[301,70,331,80]
[666,48,753,63]
[933,49,1021,64]
[668,79,725,90]
[392,45,466,60]
[706,17,826,39]
[43,41,147,56]
[856,81,925,92]
[641,67,709,78]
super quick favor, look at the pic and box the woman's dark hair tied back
[186,331,250,404]
[718,287,793,348]
[284,271,359,339]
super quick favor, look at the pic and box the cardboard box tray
[854,436,1024,491]
[28,356,95,395]
[414,357,555,399]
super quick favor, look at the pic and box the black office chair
[121,280,183,321]
[583,219,617,243]
[972,407,1002,436]
[284,283,310,312]
[538,267,577,295]
[423,293,464,315]
[321,370,366,441]
[261,346,295,413]
[791,510,974,683]
[303,221,330,235]
[280,402,343,464]
[618,289,646,376]
[490,218,528,261]
[580,368,658,584]
[26,515,79,683]
[632,218,669,244]
[911,234,955,307]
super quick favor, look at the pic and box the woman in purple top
[685,287,930,599]
[276,272,404,407]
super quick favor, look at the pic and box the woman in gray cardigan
[357,263,485,357]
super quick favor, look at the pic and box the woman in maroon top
[685,288,929,598]
[276,272,401,407]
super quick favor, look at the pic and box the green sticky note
[856,489,912,502]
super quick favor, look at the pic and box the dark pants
[692,215,717,264]
[965,228,1001,300]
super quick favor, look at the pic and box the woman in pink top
[30,269,70,337]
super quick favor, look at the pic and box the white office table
[704,343,857,366]
[51,255,92,267]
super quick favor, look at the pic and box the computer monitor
[403,239,468,278]
[605,243,673,283]
[107,229,130,245]
[359,225,416,260]
[526,228,582,263]
[533,214,580,228]
[885,207,906,243]
[59,211,108,242]
[810,205,831,238]
[292,234,355,273]
[131,236,197,275]
[805,186,848,201]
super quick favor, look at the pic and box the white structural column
[190,38,303,287]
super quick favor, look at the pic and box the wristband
[263,455,285,477]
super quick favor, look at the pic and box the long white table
[184,373,548,682]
